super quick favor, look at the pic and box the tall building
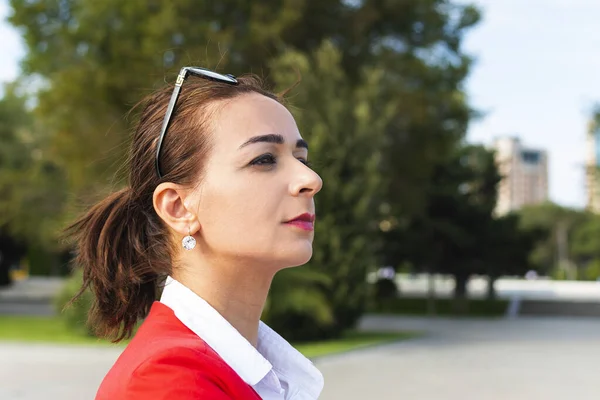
[493,137,549,216]
[585,119,600,213]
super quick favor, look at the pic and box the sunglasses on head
[155,66,238,178]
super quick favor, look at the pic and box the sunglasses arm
[155,76,185,178]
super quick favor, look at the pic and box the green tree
[8,0,481,335]
[0,82,68,284]
[384,145,507,308]
[483,213,540,299]
[0,83,31,285]
[571,215,600,280]
[0,83,67,243]
[8,0,480,232]
[432,145,500,300]
[517,202,588,279]
[374,2,482,308]
[268,42,394,338]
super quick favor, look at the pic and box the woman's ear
[153,182,200,235]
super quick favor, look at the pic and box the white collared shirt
[160,276,324,400]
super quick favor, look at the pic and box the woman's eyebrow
[238,134,308,150]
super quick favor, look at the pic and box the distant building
[585,119,600,213]
[493,137,549,216]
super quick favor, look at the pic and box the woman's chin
[282,244,314,268]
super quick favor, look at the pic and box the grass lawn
[294,330,421,359]
[0,315,119,345]
[0,315,419,357]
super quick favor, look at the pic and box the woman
[66,67,324,399]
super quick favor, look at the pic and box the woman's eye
[251,153,277,166]
[249,154,312,168]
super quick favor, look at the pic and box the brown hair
[65,74,280,342]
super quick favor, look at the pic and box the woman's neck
[174,258,274,347]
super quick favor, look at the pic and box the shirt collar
[257,321,324,399]
[160,276,324,398]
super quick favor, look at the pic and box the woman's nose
[290,163,323,197]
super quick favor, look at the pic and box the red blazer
[96,301,262,399]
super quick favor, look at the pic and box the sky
[1,0,599,208]
[462,0,600,208]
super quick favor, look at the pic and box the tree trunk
[454,273,469,298]
[426,267,437,316]
[0,252,11,287]
[0,233,26,287]
[453,273,469,314]
[486,275,497,300]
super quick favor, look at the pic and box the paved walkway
[0,342,122,400]
[320,315,600,400]
[1,316,599,399]
[0,277,64,302]
[0,277,62,316]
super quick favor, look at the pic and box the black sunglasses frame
[154,67,238,178]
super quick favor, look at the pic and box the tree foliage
[517,202,589,277]
[266,42,394,337]
[384,145,535,302]
[0,82,68,284]
[7,0,481,336]
[0,82,67,246]
[8,0,481,215]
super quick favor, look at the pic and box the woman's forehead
[212,93,302,146]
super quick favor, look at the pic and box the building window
[521,150,540,164]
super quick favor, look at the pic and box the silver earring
[182,227,196,250]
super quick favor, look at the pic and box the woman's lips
[284,213,315,231]
[285,220,314,231]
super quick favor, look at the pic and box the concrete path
[0,301,54,316]
[1,316,599,399]
[0,277,62,316]
[0,277,64,302]
[319,315,600,400]
[0,342,123,400]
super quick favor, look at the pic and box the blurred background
[1,0,600,399]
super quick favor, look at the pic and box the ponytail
[65,188,172,342]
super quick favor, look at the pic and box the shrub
[373,278,399,302]
[54,269,95,336]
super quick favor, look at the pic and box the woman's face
[192,93,323,269]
